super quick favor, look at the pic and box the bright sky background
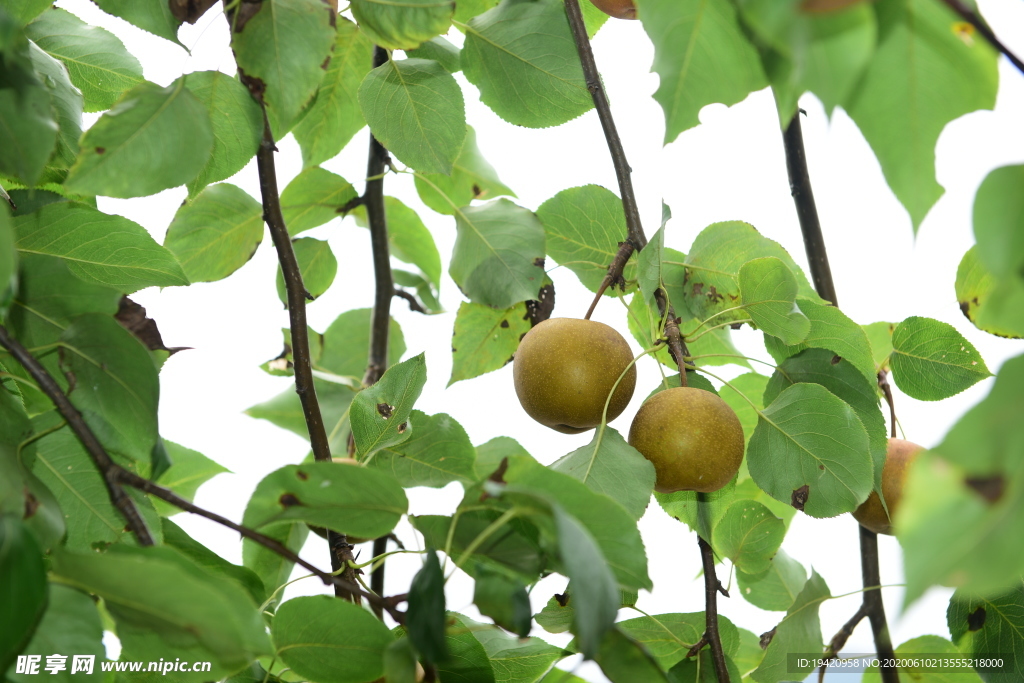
[51,0,1024,680]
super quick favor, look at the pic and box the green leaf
[293,17,374,168]
[358,58,466,174]
[352,196,442,287]
[550,426,656,521]
[713,500,785,575]
[3,0,52,26]
[0,35,58,186]
[846,0,997,229]
[863,634,984,683]
[889,316,990,400]
[0,205,14,294]
[382,638,419,683]
[319,308,407,378]
[150,441,230,517]
[535,585,637,635]
[898,354,1024,603]
[637,226,665,306]
[6,584,105,683]
[242,522,307,613]
[161,519,265,606]
[454,0,499,24]
[25,7,143,112]
[750,570,830,683]
[272,595,393,683]
[734,476,797,528]
[449,301,530,386]
[183,71,263,197]
[462,0,592,128]
[351,353,427,458]
[655,478,736,541]
[351,0,453,49]
[973,164,1024,279]
[64,80,213,198]
[31,416,162,549]
[948,582,1024,683]
[281,166,357,236]
[164,183,263,283]
[956,246,1024,339]
[275,237,337,303]
[434,613,497,683]
[640,0,766,142]
[862,320,895,371]
[718,372,769,444]
[245,380,357,454]
[15,203,188,291]
[412,511,545,582]
[407,35,461,72]
[552,506,619,660]
[735,549,807,612]
[537,185,632,294]
[414,125,515,215]
[474,436,530,480]
[26,41,82,172]
[738,256,810,345]
[450,198,546,308]
[469,619,567,680]
[593,627,670,683]
[472,567,532,637]
[243,462,408,539]
[765,348,888,491]
[58,313,160,464]
[682,221,818,325]
[763,297,877,385]
[92,0,182,45]
[617,613,739,673]
[747,382,873,518]
[407,550,448,664]
[366,410,477,488]
[0,515,47,672]
[503,456,651,590]
[53,545,271,675]
[393,268,443,313]
[231,0,335,135]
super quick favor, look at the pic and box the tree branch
[780,108,897,683]
[394,289,427,314]
[698,535,731,683]
[0,324,154,546]
[819,604,869,683]
[563,0,691,386]
[254,110,359,599]
[363,45,396,618]
[112,468,407,623]
[937,0,1024,76]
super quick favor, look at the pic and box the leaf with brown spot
[967,606,986,631]
[965,475,1005,503]
[279,493,301,507]
[376,403,394,420]
[790,485,809,511]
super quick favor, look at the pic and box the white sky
[50,0,1024,680]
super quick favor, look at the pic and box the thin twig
[584,241,635,320]
[115,469,407,623]
[819,604,869,683]
[0,325,154,546]
[364,45,395,619]
[877,371,897,439]
[698,535,731,683]
[394,289,427,314]
[937,0,1024,76]
[254,110,358,599]
[780,107,897,683]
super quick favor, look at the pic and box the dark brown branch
[698,535,731,683]
[0,325,154,546]
[254,110,359,599]
[819,604,869,683]
[364,45,396,618]
[878,371,897,439]
[780,108,897,683]
[584,241,635,320]
[782,112,838,307]
[394,289,427,314]
[115,468,407,623]
[938,0,1024,76]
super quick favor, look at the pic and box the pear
[590,0,637,20]
[628,387,744,493]
[513,318,636,434]
[852,438,923,535]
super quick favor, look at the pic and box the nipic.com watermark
[15,655,213,676]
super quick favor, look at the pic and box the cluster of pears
[852,438,923,535]
[513,318,745,493]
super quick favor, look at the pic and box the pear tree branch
[937,0,1024,76]
[0,325,154,546]
[780,108,898,683]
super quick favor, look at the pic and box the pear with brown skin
[852,438,923,535]
[589,0,637,19]
[513,318,636,434]
[628,387,745,493]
